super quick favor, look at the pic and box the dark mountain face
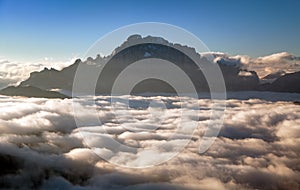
[19,59,81,91]
[18,35,300,94]
[262,71,286,80]
[95,43,209,94]
[219,65,259,91]
[260,71,300,93]
[0,86,69,99]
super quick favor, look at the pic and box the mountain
[18,35,264,95]
[20,59,80,91]
[260,71,286,84]
[260,71,300,93]
[0,86,69,99]
[16,35,300,94]
[262,71,286,80]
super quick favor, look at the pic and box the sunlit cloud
[0,56,79,89]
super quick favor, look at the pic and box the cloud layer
[204,52,300,78]
[0,94,299,189]
[0,57,77,89]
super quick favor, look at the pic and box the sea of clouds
[0,93,299,189]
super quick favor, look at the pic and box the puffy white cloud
[0,94,300,189]
[247,52,300,78]
[201,52,300,79]
[0,57,78,89]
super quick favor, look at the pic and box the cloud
[0,94,300,189]
[201,52,300,78]
[0,57,78,89]
[247,52,300,78]
[201,52,249,68]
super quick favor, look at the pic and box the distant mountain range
[1,35,300,98]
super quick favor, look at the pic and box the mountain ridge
[14,35,300,95]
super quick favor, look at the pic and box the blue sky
[0,0,299,62]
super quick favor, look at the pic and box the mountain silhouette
[259,71,300,93]
[14,35,300,95]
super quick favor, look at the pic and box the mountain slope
[260,71,300,93]
[19,59,81,91]
[0,86,70,99]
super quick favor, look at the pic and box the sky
[0,0,300,62]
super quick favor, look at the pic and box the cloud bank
[203,52,300,78]
[0,57,77,89]
[0,94,299,189]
